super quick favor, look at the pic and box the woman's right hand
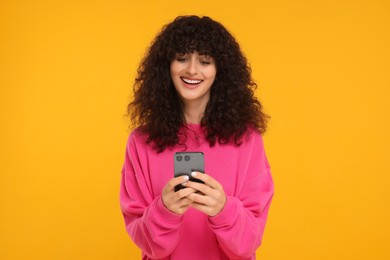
[162,175,196,215]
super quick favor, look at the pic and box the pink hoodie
[120,125,274,259]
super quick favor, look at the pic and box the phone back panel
[174,152,204,191]
[174,152,204,177]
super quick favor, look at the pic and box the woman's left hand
[182,171,227,217]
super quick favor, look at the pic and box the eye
[199,55,214,65]
[175,53,188,63]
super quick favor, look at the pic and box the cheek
[205,65,217,79]
[170,67,181,89]
[170,62,179,77]
[170,59,186,70]
[206,68,217,81]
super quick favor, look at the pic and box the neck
[182,99,209,124]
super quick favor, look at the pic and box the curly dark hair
[127,15,269,152]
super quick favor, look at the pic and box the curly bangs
[163,16,232,60]
[128,15,269,152]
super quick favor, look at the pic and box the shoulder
[126,127,150,150]
[243,127,264,146]
[129,127,147,140]
[235,127,268,158]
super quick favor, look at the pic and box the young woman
[120,15,274,260]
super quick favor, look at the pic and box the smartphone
[174,152,205,192]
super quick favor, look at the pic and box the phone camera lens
[184,155,191,161]
[176,155,183,161]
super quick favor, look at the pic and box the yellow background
[1,0,389,259]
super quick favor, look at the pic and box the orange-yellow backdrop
[1,0,389,259]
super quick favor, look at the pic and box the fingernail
[183,175,189,181]
[182,182,188,186]
[191,171,197,177]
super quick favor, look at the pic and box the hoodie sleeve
[119,132,183,259]
[208,132,274,259]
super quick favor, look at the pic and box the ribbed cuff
[155,196,184,225]
[208,196,237,226]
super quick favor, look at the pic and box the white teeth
[182,78,202,84]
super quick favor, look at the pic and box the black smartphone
[174,152,205,192]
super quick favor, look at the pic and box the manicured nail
[183,175,189,181]
[182,182,188,186]
[191,171,197,177]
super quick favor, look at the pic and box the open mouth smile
[181,77,203,85]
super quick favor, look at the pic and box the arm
[208,169,273,258]
[119,133,184,259]
[207,134,274,258]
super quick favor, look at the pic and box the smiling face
[170,52,217,107]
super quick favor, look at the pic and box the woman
[120,15,274,260]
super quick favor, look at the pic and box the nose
[186,58,198,75]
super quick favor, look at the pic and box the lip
[180,77,203,89]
